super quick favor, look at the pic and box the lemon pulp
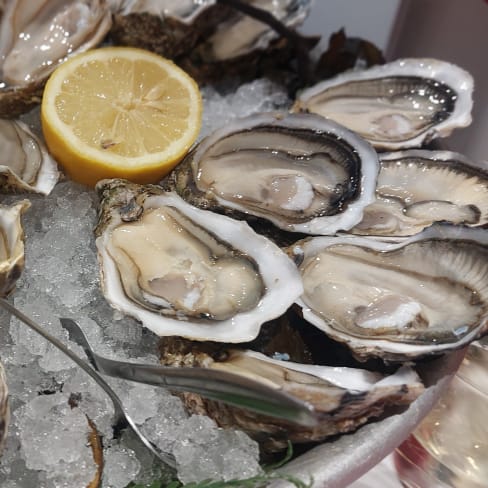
[41,47,202,186]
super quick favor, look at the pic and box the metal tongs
[0,298,318,467]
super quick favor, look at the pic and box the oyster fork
[58,318,318,428]
[0,299,318,464]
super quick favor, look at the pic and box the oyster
[109,0,315,82]
[293,58,474,150]
[291,225,488,362]
[159,337,424,452]
[0,200,30,297]
[351,150,488,236]
[166,112,379,235]
[0,360,8,455]
[0,119,59,195]
[0,0,112,118]
[95,179,303,342]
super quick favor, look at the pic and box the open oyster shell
[290,225,488,362]
[0,119,59,195]
[293,58,474,150]
[165,112,379,236]
[159,337,424,453]
[0,0,112,118]
[0,200,30,297]
[351,150,488,236]
[109,0,314,82]
[95,179,303,342]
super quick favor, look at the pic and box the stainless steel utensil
[0,298,318,465]
[59,317,318,428]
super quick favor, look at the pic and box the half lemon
[41,47,202,187]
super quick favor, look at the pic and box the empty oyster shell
[166,112,379,235]
[291,225,488,361]
[351,150,488,236]
[160,337,424,452]
[0,360,8,455]
[0,0,112,118]
[0,119,59,195]
[0,200,30,297]
[95,179,303,342]
[293,58,474,150]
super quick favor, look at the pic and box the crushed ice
[0,78,289,487]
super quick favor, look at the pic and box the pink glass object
[394,341,488,487]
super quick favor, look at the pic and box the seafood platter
[0,1,487,487]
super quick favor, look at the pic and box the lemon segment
[41,47,202,187]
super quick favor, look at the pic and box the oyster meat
[352,150,488,236]
[0,200,30,297]
[166,112,379,235]
[95,179,303,342]
[159,337,424,452]
[0,0,112,117]
[291,225,488,361]
[0,119,59,195]
[293,58,474,149]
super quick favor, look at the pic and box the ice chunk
[140,391,190,453]
[172,416,262,484]
[62,368,115,439]
[16,393,97,486]
[102,444,141,488]
[119,383,160,424]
